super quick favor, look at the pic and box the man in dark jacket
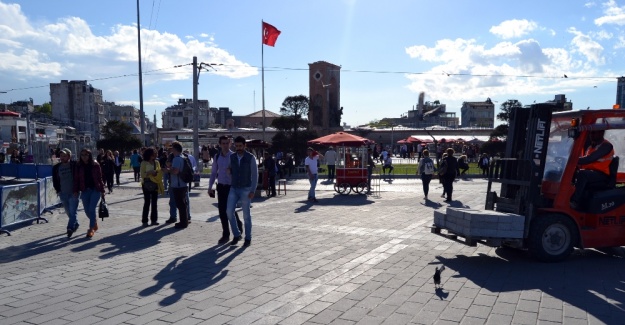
[440,148,458,202]
[52,148,80,238]
[226,136,258,247]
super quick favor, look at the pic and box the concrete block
[433,211,445,227]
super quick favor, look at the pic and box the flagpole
[261,20,266,142]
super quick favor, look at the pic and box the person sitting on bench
[570,130,613,209]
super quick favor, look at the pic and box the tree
[34,102,52,115]
[490,99,522,138]
[271,95,316,162]
[97,120,142,153]
[280,95,309,119]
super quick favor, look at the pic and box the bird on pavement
[433,265,445,288]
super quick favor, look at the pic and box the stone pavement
[1,175,624,325]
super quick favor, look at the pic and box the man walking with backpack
[168,141,191,229]
[417,149,435,200]
[52,148,80,238]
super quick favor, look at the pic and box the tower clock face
[314,71,322,81]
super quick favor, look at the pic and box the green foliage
[271,129,318,165]
[34,102,52,115]
[480,140,507,157]
[280,95,309,119]
[490,124,509,138]
[97,120,142,153]
[497,99,522,122]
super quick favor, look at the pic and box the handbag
[99,198,109,221]
[143,161,159,192]
[143,179,158,192]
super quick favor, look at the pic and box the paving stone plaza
[1,176,624,325]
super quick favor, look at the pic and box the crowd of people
[50,137,496,243]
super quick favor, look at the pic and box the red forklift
[432,101,625,262]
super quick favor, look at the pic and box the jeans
[169,187,191,221]
[217,183,242,237]
[227,186,252,240]
[142,187,158,223]
[421,174,432,197]
[59,192,79,230]
[133,166,140,181]
[327,165,336,179]
[172,187,189,226]
[308,174,318,199]
[80,188,101,229]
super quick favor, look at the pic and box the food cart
[308,132,374,195]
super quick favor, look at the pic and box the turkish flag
[262,22,281,47]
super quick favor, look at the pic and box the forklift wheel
[529,214,578,262]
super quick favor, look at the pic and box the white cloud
[116,100,167,107]
[615,35,625,49]
[0,2,258,86]
[490,19,538,39]
[595,0,625,26]
[568,27,605,65]
[585,1,596,8]
[404,36,587,102]
[170,93,184,99]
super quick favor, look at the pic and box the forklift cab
[542,113,625,212]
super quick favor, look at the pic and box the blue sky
[1,0,624,127]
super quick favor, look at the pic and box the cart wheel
[353,182,368,194]
[335,183,351,195]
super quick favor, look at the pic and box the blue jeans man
[80,188,101,229]
[59,192,79,231]
[168,189,191,221]
[227,186,252,241]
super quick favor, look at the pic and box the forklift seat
[586,156,619,191]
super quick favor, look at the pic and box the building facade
[617,77,625,109]
[234,110,281,128]
[460,98,495,128]
[309,61,342,135]
[50,80,105,140]
[161,98,213,130]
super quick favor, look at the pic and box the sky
[1,0,625,128]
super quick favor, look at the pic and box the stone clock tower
[308,61,342,135]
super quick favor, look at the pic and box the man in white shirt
[305,147,324,203]
[324,146,337,180]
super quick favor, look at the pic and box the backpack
[179,155,194,183]
[423,160,435,175]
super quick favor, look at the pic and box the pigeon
[433,265,445,288]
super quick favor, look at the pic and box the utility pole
[192,56,200,163]
[137,0,146,146]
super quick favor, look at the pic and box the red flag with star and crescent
[262,22,281,47]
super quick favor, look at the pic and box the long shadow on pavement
[71,225,178,259]
[138,244,245,306]
[0,233,68,263]
[436,249,625,324]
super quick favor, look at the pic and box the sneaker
[150,221,160,226]
[230,236,242,246]
[243,239,251,247]
[73,224,80,232]
[67,228,74,238]
[165,218,177,224]
[174,223,187,229]
[142,222,149,227]
[218,236,229,244]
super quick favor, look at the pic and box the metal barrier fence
[0,165,57,236]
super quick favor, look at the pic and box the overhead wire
[0,63,619,94]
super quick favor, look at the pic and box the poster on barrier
[45,177,60,209]
[1,183,39,227]
[38,179,46,214]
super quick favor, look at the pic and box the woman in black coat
[102,150,116,194]
[440,148,458,202]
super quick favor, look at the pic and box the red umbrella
[397,139,409,144]
[308,132,374,146]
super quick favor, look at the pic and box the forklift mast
[488,102,567,218]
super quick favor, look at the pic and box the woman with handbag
[140,147,164,226]
[73,148,106,238]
